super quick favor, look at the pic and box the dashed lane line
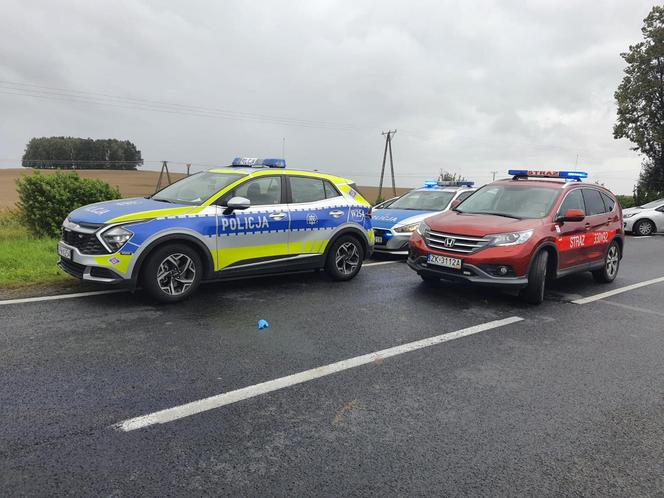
[114,316,524,431]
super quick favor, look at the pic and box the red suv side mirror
[450,199,462,209]
[558,208,585,222]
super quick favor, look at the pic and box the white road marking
[572,276,664,305]
[114,316,524,431]
[0,289,128,306]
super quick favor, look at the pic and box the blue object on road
[258,319,269,330]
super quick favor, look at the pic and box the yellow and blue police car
[57,158,374,302]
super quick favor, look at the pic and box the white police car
[372,180,477,255]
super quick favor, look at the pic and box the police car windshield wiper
[151,198,175,203]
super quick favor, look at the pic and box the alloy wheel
[335,242,361,275]
[157,253,196,296]
[606,245,619,278]
[638,221,653,236]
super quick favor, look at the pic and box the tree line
[21,137,143,170]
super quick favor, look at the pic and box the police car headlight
[490,229,534,246]
[416,221,430,236]
[394,222,419,233]
[623,212,635,218]
[101,226,132,252]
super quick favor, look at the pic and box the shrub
[16,172,121,238]
[615,194,636,209]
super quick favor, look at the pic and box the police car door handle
[329,210,345,218]
[269,212,287,220]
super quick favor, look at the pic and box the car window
[290,177,327,203]
[601,192,616,212]
[233,176,282,205]
[323,180,341,199]
[456,185,559,219]
[455,190,474,203]
[388,190,456,210]
[152,172,244,205]
[581,189,607,216]
[558,189,585,216]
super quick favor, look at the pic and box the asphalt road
[2,235,664,496]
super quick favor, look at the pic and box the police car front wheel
[326,236,364,281]
[141,243,203,302]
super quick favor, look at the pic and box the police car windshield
[387,190,456,211]
[152,172,244,205]
[455,185,559,219]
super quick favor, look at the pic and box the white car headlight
[489,229,534,246]
[394,222,419,233]
[416,221,431,236]
[101,226,133,252]
[623,212,635,218]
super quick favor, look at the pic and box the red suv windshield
[455,184,559,219]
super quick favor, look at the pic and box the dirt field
[0,168,409,208]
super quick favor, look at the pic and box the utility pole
[155,161,172,192]
[186,163,191,176]
[282,137,286,160]
[378,129,397,201]
[491,170,498,181]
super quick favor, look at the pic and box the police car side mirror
[224,196,251,215]
[558,208,585,222]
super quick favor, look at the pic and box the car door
[215,175,291,271]
[287,175,348,256]
[581,188,611,262]
[555,188,589,269]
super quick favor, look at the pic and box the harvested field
[0,168,410,207]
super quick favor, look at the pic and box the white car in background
[623,198,664,235]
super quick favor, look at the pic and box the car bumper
[407,255,529,288]
[373,230,411,255]
[623,218,636,232]
[57,241,128,284]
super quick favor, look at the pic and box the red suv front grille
[425,230,491,254]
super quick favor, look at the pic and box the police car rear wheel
[592,241,620,283]
[521,250,548,304]
[326,236,364,281]
[141,244,202,302]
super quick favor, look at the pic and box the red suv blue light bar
[508,170,588,180]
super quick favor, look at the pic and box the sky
[0,0,658,194]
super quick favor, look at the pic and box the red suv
[407,170,624,304]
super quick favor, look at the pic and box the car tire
[592,241,620,283]
[634,219,655,236]
[141,243,203,303]
[325,235,364,281]
[521,250,548,305]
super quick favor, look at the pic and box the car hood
[425,211,539,237]
[68,197,193,224]
[371,209,437,229]
[622,207,646,215]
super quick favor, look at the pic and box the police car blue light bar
[232,157,286,168]
[508,170,588,179]
[437,180,475,187]
[423,180,438,188]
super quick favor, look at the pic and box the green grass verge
[0,211,70,288]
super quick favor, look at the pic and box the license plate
[57,243,72,260]
[375,236,383,244]
[427,254,462,269]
